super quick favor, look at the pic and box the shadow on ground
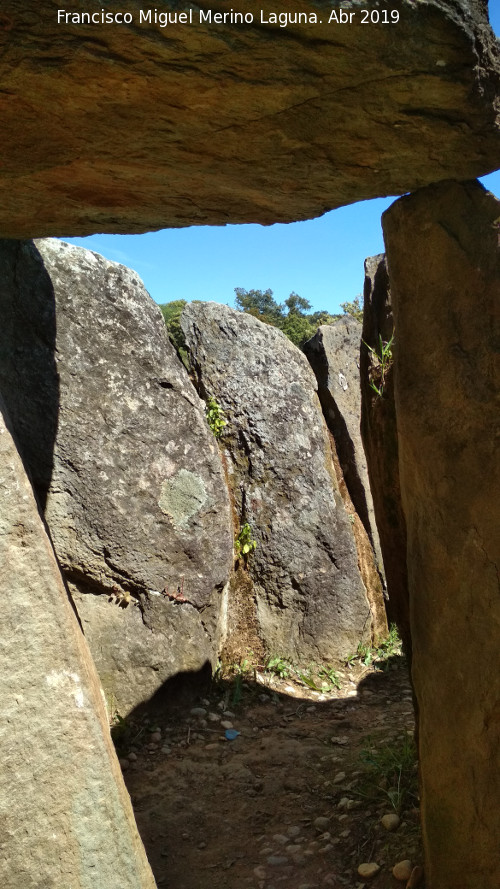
[114,654,423,889]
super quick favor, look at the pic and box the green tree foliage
[284,292,312,315]
[234,287,284,325]
[160,289,364,358]
[234,287,340,349]
[340,295,364,323]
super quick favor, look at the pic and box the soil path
[119,656,423,889]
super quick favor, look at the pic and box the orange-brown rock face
[383,179,500,889]
[0,0,499,237]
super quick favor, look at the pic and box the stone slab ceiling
[0,0,499,236]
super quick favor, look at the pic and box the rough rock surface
[181,301,380,663]
[328,431,389,645]
[0,239,233,714]
[382,179,500,889]
[359,256,411,660]
[304,317,384,572]
[0,2,499,236]
[0,395,156,889]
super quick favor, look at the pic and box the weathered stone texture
[0,239,233,714]
[303,318,388,642]
[0,396,156,889]
[304,316,383,572]
[359,256,411,659]
[0,1,499,236]
[382,179,500,889]
[327,431,388,645]
[182,301,377,663]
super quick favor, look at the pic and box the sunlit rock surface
[0,238,233,714]
[383,179,500,889]
[0,0,499,235]
[182,300,384,663]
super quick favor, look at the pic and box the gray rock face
[304,317,383,573]
[0,239,233,714]
[382,180,500,889]
[0,395,156,889]
[181,301,376,663]
[359,256,411,661]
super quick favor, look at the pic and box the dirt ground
[116,654,424,889]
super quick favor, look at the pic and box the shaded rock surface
[181,301,380,663]
[382,179,500,889]
[0,239,233,714]
[304,317,384,573]
[327,427,388,646]
[0,2,499,236]
[0,395,156,889]
[360,256,411,660]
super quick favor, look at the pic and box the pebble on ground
[392,859,413,881]
[357,861,380,878]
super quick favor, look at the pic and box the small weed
[215,655,255,681]
[235,522,257,561]
[229,669,251,707]
[266,655,294,680]
[295,669,322,691]
[356,641,374,666]
[205,396,227,439]
[356,732,418,814]
[266,657,342,692]
[375,623,402,659]
[318,666,341,690]
[363,331,395,397]
[345,651,359,668]
[347,624,402,669]
[215,655,257,706]
[110,712,145,754]
[218,652,343,699]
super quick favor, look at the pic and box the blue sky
[62,6,500,316]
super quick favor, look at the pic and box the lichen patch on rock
[158,469,208,530]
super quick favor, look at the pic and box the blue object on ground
[225,729,240,741]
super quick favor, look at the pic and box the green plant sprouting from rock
[363,331,395,397]
[234,522,257,560]
[205,396,227,439]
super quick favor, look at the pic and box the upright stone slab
[383,180,500,889]
[303,318,388,642]
[359,256,411,660]
[304,316,384,572]
[0,396,156,889]
[182,301,378,664]
[0,239,233,714]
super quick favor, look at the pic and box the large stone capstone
[0,395,156,889]
[382,179,500,889]
[181,301,383,663]
[0,1,499,236]
[0,239,234,715]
